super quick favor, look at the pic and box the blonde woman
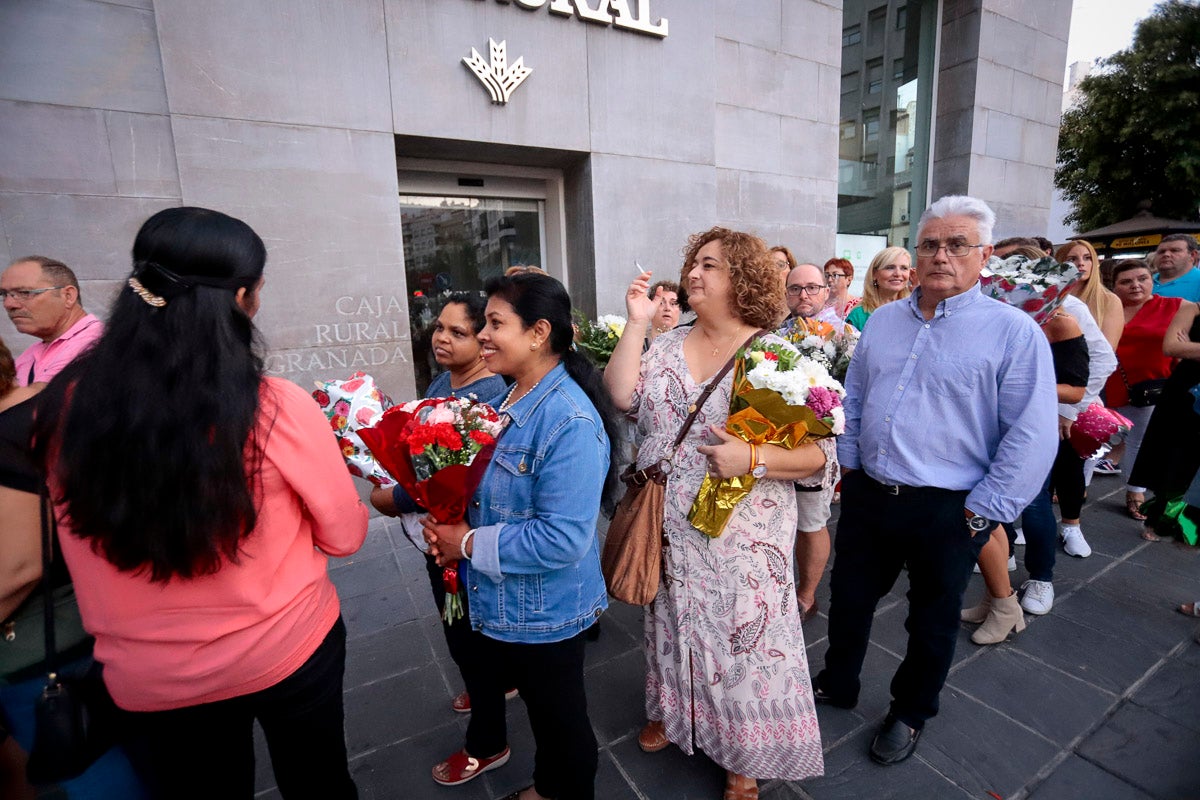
[846,247,912,331]
[1056,240,1122,350]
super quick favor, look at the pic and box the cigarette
[636,260,647,274]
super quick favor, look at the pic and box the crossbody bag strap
[669,328,765,450]
[39,485,58,675]
[1117,361,1131,391]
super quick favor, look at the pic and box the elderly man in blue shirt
[813,195,1058,765]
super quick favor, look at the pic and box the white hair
[917,195,996,245]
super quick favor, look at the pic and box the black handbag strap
[39,486,59,675]
[1117,362,1131,392]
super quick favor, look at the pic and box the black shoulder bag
[25,489,117,785]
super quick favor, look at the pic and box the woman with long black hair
[422,271,620,800]
[33,207,369,799]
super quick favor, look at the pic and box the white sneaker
[1061,525,1092,558]
[1020,579,1054,615]
[1014,527,1026,546]
[972,554,1016,574]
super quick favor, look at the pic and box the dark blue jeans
[121,616,355,800]
[817,471,986,729]
[1003,471,1056,583]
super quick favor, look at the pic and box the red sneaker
[451,687,519,714]
[431,747,511,786]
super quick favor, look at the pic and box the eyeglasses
[915,241,986,258]
[0,286,65,302]
[786,284,827,296]
[824,272,847,281]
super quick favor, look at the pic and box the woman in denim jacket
[423,271,622,800]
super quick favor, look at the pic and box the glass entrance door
[400,194,545,393]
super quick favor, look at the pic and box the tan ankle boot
[960,593,991,624]
[971,592,1026,645]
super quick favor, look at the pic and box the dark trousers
[1049,438,1086,519]
[121,617,355,800]
[1003,471,1056,583]
[816,471,985,730]
[423,553,508,757]
[472,630,597,800]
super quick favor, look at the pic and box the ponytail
[563,347,624,511]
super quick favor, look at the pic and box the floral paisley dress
[630,328,825,780]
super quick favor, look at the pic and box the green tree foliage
[1055,0,1200,231]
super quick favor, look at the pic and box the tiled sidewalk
[255,480,1200,799]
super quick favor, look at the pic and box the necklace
[499,372,547,413]
[695,323,743,357]
[451,360,488,389]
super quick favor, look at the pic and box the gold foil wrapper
[687,368,837,538]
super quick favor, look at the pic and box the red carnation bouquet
[358,396,505,623]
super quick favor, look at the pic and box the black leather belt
[863,474,925,495]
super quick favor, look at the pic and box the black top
[1050,335,1089,388]
[0,395,40,495]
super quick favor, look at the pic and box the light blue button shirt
[837,285,1058,523]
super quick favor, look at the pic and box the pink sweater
[56,377,369,712]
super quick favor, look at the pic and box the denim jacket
[464,363,610,644]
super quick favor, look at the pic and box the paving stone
[592,750,641,800]
[800,726,973,799]
[599,596,646,641]
[328,521,396,566]
[1126,536,1200,581]
[344,667,446,755]
[609,733,726,799]
[1077,703,1200,800]
[343,619,436,691]
[1052,585,1182,659]
[341,583,419,640]
[347,721,493,800]
[1009,611,1163,696]
[584,649,646,746]
[915,688,1059,799]
[328,553,405,601]
[582,612,639,671]
[946,647,1114,743]
[1026,754,1156,800]
[1128,658,1200,737]
[807,642,903,725]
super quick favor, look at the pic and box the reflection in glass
[400,194,543,393]
[837,0,931,249]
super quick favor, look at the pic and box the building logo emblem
[463,39,531,104]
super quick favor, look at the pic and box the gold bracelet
[748,443,757,476]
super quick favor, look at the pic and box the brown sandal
[723,772,759,800]
[637,720,670,753]
[1126,493,1148,521]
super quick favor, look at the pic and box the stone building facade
[0,0,1071,397]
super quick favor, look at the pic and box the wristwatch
[751,446,768,478]
[964,509,992,534]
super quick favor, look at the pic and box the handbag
[601,330,762,605]
[24,490,117,785]
[1068,403,1133,460]
[1118,363,1166,407]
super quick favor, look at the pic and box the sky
[1065,0,1163,74]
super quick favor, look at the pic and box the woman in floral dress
[605,227,827,800]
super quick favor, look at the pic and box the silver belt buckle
[882,482,901,495]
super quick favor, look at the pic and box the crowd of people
[1,198,1198,800]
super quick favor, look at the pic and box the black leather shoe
[869,715,921,765]
[812,684,857,710]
